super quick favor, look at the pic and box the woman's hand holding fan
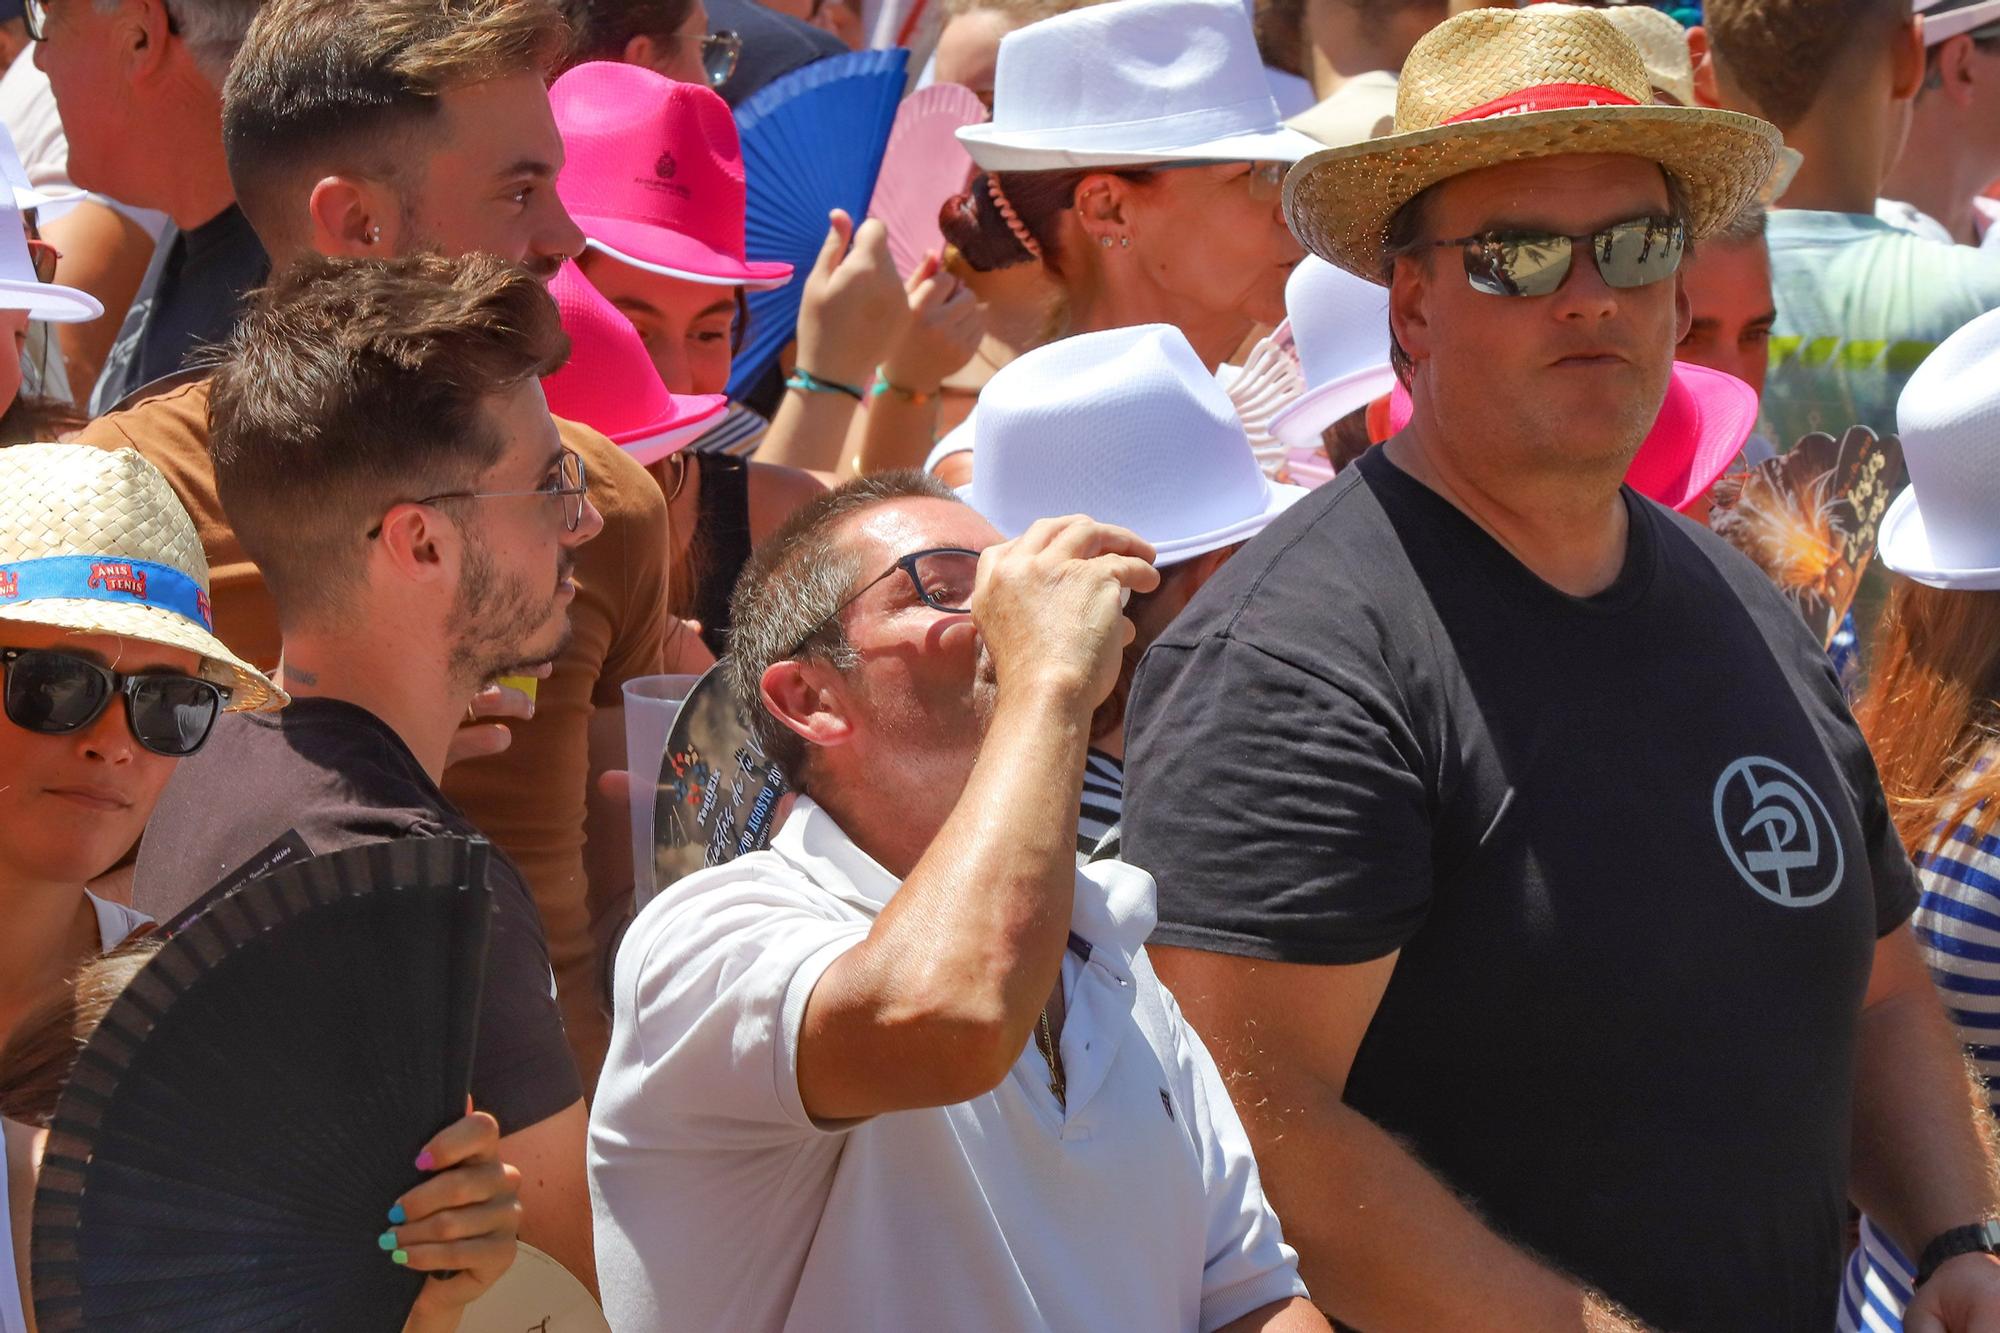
[880,253,983,395]
[395,1108,521,1333]
[796,209,909,387]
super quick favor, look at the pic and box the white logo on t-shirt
[1712,756,1845,908]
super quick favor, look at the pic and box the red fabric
[1444,83,1641,125]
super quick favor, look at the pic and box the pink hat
[543,263,729,466]
[1369,361,1757,513]
[551,62,794,291]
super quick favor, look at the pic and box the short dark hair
[559,0,693,64]
[1704,0,1912,129]
[1379,166,1696,385]
[222,0,570,251]
[209,252,570,624]
[727,471,960,787]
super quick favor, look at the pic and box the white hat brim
[1150,477,1310,565]
[1922,0,2000,43]
[1269,363,1397,450]
[580,237,794,293]
[0,277,104,323]
[1878,484,2000,590]
[957,123,1325,173]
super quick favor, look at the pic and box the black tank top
[691,453,753,656]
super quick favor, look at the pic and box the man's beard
[447,530,573,688]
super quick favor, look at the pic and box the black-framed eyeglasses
[26,0,175,40]
[785,546,980,656]
[367,447,588,540]
[2,647,227,757]
[1428,214,1687,298]
[1150,159,1287,203]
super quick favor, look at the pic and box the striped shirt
[1076,749,1123,863]
[687,402,768,458]
[1839,744,2000,1333]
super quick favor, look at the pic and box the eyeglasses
[698,30,741,88]
[25,0,176,40]
[367,447,589,539]
[26,238,60,284]
[1152,159,1287,203]
[1428,214,1687,298]
[785,546,980,655]
[2,647,227,757]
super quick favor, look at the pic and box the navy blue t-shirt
[1123,445,1920,1333]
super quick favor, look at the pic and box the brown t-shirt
[76,376,669,1088]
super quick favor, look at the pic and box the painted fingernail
[414,1151,436,1172]
[392,1249,409,1266]
[387,1204,406,1225]
[378,1230,397,1251]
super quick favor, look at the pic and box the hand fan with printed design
[31,837,493,1331]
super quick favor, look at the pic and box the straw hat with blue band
[1280,5,1783,283]
[0,444,284,712]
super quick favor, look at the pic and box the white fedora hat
[1917,0,2000,43]
[0,201,101,323]
[955,0,1323,172]
[1880,305,2000,590]
[968,323,1306,565]
[1268,256,1395,451]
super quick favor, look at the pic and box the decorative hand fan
[32,837,494,1332]
[649,660,791,905]
[729,48,911,399]
[1709,425,1906,648]
[867,83,986,279]
[1218,322,1305,480]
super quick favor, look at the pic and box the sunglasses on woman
[2,647,228,757]
[1429,214,1687,298]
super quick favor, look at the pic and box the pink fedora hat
[551,62,794,291]
[1371,361,1758,513]
[544,263,729,467]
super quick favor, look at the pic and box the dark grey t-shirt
[134,697,583,1136]
[1123,446,1920,1333]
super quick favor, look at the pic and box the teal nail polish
[378,1230,397,1251]
[392,1249,409,1266]
[387,1204,406,1225]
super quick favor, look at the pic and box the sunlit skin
[932,8,1017,109]
[0,307,27,414]
[1390,154,1689,499]
[309,71,585,278]
[32,0,143,198]
[1115,163,1304,331]
[639,0,712,86]
[1676,236,1775,397]
[574,250,736,394]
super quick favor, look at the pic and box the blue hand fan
[729,48,910,399]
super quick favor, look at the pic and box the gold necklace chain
[1035,1007,1065,1110]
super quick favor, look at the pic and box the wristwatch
[1916,1219,2000,1287]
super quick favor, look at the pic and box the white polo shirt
[589,798,1308,1333]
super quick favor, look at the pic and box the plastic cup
[624,674,700,901]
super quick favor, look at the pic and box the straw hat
[1880,306,2000,590]
[967,324,1305,565]
[955,0,1322,171]
[0,445,284,710]
[1282,5,1781,282]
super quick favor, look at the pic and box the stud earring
[1098,235,1113,249]
[365,225,382,245]
[1118,236,1130,248]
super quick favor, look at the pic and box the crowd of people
[0,0,1998,1326]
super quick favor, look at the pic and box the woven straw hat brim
[1284,104,1782,283]
[0,598,285,712]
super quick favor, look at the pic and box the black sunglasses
[1429,214,1687,298]
[2,647,227,757]
[786,546,980,655]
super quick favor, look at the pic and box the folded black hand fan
[31,836,494,1332]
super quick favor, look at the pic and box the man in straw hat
[1122,6,2000,1330]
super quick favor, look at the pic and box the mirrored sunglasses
[1429,215,1687,299]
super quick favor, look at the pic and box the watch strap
[1916,1219,2000,1287]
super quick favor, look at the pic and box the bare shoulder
[747,461,829,542]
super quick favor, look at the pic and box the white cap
[956,0,1323,171]
[967,323,1306,565]
[1267,256,1395,450]
[1916,0,2000,43]
[0,201,102,322]
[1881,304,2000,589]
